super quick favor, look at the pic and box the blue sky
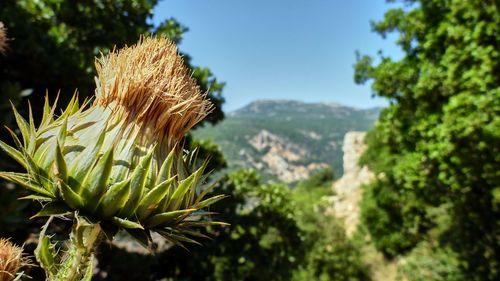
[154,0,403,112]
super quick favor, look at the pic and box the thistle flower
[0,238,30,281]
[0,37,226,279]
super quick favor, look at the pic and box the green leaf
[165,232,202,246]
[58,94,79,120]
[19,194,52,201]
[156,149,175,185]
[27,102,37,154]
[32,202,71,218]
[69,127,106,193]
[10,101,30,147]
[119,150,154,217]
[0,171,53,197]
[166,169,200,211]
[112,217,144,229]
[0,138,26,168]
[136,176,175,220]
[54,141,68,182]
[194,195,228,209]
[178,221,230,228]
[5,126,23,150]
[35,218,59,277]
[145,209,196,228]
[39,93,59,128]
[57,181,84,209]
[97,178,131,218]
[156,230,189,251]
[57,116,68,145]
[81,148,114,212]
[176,229,211,240]
[39,94,52,128]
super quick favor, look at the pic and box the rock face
[327,131,374,236]
[248,130,328,182]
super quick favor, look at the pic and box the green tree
[0,0,224,123]
[355,1,499,280]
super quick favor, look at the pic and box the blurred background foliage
[0,1,368,281]
[355,0,499,280]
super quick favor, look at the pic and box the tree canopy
[355,1,499,280]
[0,0,225,243]
[0,0,225,124]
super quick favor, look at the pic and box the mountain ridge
[194,99,381,182]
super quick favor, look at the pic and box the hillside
[193,100,380,182]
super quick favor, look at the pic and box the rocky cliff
[193,100,381,182]
[327,131,374,236]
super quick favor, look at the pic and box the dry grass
[94,36,213,147]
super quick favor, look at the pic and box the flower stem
[53,220,102,281]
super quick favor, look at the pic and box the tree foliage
[0,0,224,124]
[0,0,225,243]
[355,1,500,280]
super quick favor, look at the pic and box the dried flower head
[94,37,213,149]
[0,22,7,54]
[0,239,30,281]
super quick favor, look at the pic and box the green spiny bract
[0,37,227,248]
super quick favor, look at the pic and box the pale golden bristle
[94,37,213,144]
[0,238,29,281]
[0,22,7,54]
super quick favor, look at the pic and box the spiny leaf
[194,195,228,209]
[19,194,52,201]
[97,178,131,218]
[58,93,79,121]
[119,150,154,217]
[166,168,201,211]
[32,202,71,218]
[57,117,68,145]
[0,171,53,197]
[137,176,175,220]
[10,101,30,147]
[145,209,196,228]
[156,149,175,185]
[175,229,212,240]
[69,127,106,193]
[112,217,144,229]
[35,218,59,277]
[194,181,218,205]
[156,231,189,251]
[167,233,202,246]
[58,181,84,209]
[178,221,230,228]
[39,92,59,129]
[5,126,23,151]
[54,141,68,182]
[82,148,114,212]
[27,101,37,154]
[0,139,26,168]
[40,94,52,128]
